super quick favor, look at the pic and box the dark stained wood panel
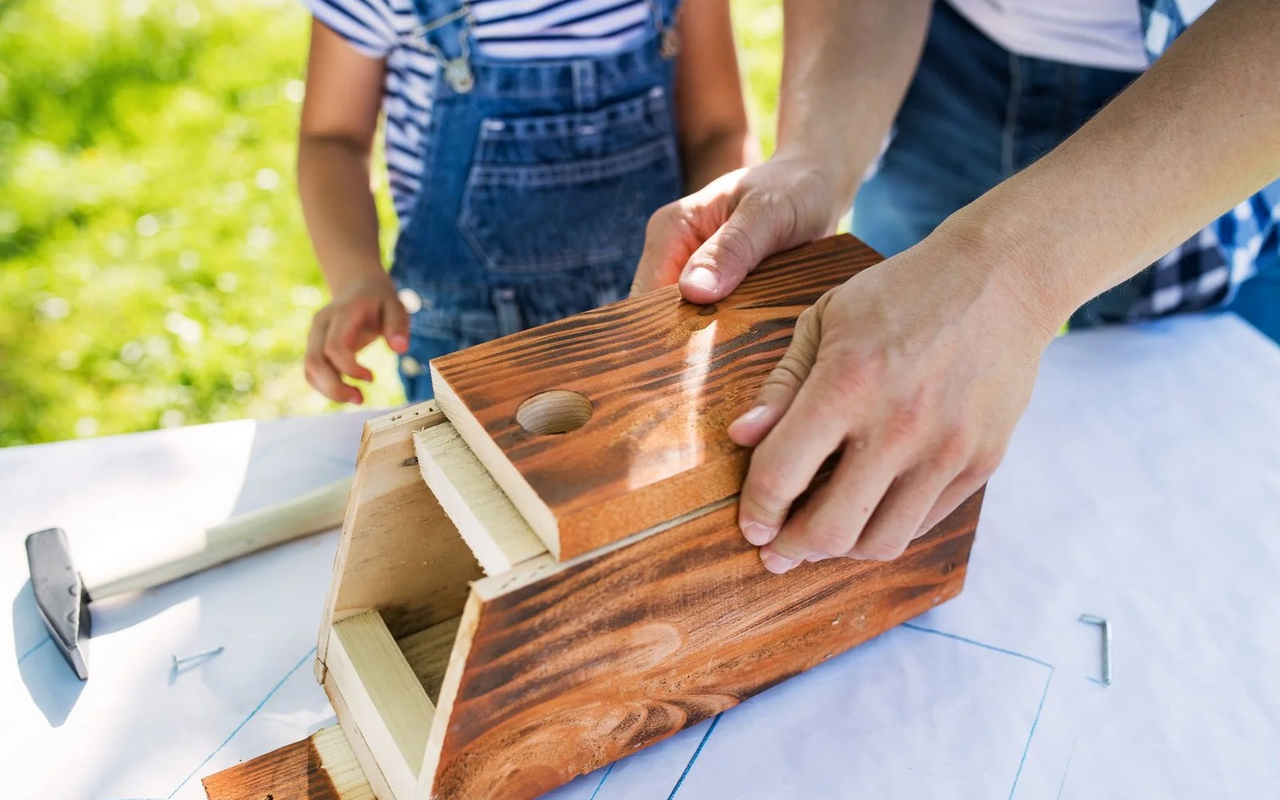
[425,490,982,800]
[202,725,374,800]
[431,234,884,560]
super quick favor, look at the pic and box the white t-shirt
[945,0,1149,71]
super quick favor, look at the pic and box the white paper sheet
[1,411,376,799]
[4,313,1279,800]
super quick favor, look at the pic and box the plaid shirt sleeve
[1128,0,1280,319]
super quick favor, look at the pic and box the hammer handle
[84,475,353,600]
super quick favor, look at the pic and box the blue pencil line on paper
[900,622,1056,800]
[575,623,1057,800]
[167,646,317,798]
[1008,668,1054,800]
[17,635,50,664]
[1055,684,1099,799]
[902,622,1054,670]
[587,762,616,800]
[666,714,722,800]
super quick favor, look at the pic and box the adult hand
[631,155,845,301]
[305,272,409,404]
[726,225,1061,573]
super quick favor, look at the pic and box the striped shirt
[305,0,655,220]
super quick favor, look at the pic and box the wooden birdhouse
[312,235,983,800]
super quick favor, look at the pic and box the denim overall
[392,0,685,399]
[854,0,1280,341]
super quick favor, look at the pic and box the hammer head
[25,528,91,680]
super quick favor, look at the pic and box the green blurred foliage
[733,0,782,156]
[0,0,781,446]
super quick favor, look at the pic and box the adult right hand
[631,154,848,302]
[305,272,409,404]
[724,223,1060,572]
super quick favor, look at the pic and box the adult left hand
[726,225,1060,573]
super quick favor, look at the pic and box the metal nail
[1078,614,1112,685]
[171,645,225,671]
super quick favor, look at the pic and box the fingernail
[684,266,719,293]
[730,405,770,430]
[741,521,777,546]
[761,552,799,574]
[389,334,408,352]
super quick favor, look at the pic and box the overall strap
[650,0,679,32]
[409,0,477,92]
[647,0,682,60]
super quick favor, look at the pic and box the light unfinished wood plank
[316,402,483,684]
[202,724,375,800]
[413,423,547,575]
[327,677,397,800]
[397,615,463,704]
[328,611,435,800]
[416,591,484,800]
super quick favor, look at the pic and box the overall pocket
[458,86,683,275]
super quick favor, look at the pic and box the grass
[0,0,781,446]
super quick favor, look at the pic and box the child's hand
[305,273,410,404]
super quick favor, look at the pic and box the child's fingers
[336,304,375,350]
[324,321,375,383]
[306,317,363,404]
[382,295,410,354]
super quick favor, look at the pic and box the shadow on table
[9,410,374,752]
[13,581,83,726]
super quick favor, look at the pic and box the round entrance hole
[516,390,593,435]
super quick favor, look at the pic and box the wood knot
[697,303,718,317]
[402,456,419,467]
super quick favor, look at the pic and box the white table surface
[4,313,1280,800]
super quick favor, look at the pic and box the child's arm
[673,0,758,192]
[297,19,407,405]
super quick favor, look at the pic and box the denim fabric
[1226,248,1280,342]
[853,1,1280,342]
[392,0,684,400]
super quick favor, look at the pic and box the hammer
[24,475,352,680]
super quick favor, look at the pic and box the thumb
[726,296,826,447]
[678,194,789,305]
[632,201,700,297]
[382,292,410,354]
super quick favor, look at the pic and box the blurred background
[0,0,782,446]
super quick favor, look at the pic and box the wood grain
[327,675,398,800]
[316,403,483,684]
[327,611,436,800]
[431,234,884,560]
[202,725,374,800]
[413,424,547,575]
[421,490,982,800]
[399,616,463,704]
